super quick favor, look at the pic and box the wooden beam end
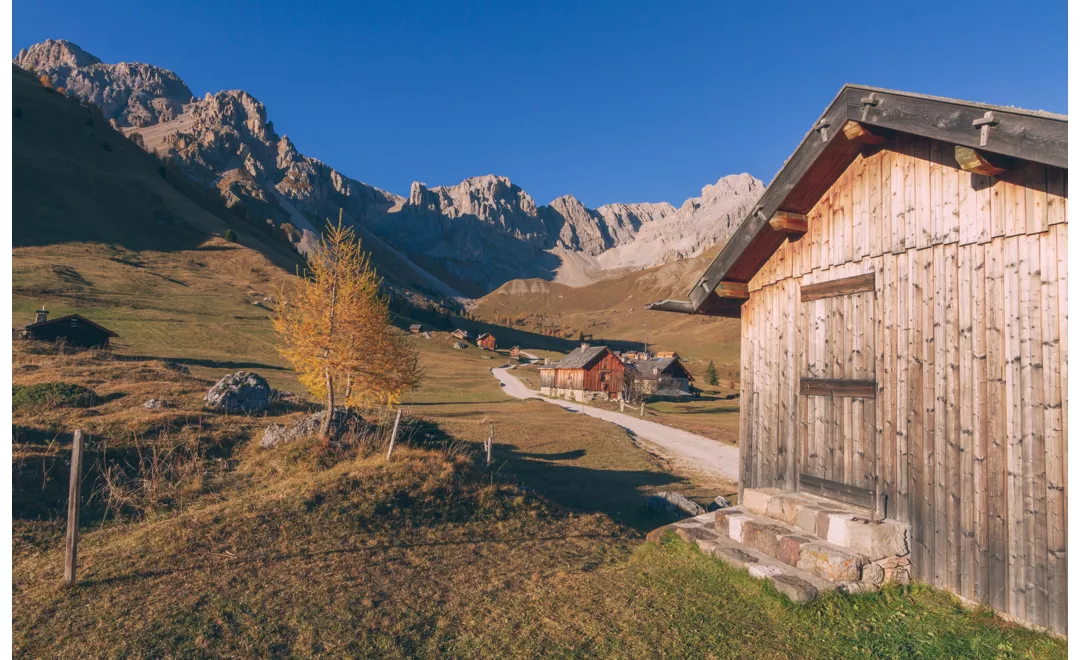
[842,120,886,145]
[768,211,808,235]
[714,281,750,299]
[954,145,1007,176]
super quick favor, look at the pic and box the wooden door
[798,273,878,511]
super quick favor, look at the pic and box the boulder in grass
[143,398,170,410]
[260,407,364,449]
[204,370,272,413]
[645,491,706,517]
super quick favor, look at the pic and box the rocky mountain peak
[15,38,766,296]
[15,39,101,70]
[14,39,192,127]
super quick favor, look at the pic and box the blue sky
[14,1,1067,208]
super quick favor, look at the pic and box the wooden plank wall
[740,135,1068,633]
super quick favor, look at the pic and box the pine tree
[705,360,719,386]
[274,212,423,438]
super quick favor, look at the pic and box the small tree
[705,360,719,386]
[274,212,422,439]
[223,228,238,242]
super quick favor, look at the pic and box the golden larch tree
[274,213,423,438]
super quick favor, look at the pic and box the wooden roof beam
[954,145,1009,176]
[714,281,750,299]
[768,211,808,235]
[841,120,886,145]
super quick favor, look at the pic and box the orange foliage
[274,213,422,436]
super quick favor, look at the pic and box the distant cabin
[477,333,496,351]
[649,85,1067,634]
[409,323,423,334]
[629,356,694,398]
[20,308,118,348]
[654,350,680,360]
[452,328,472,341]
[539,344,625,402]
[509,346,521,358]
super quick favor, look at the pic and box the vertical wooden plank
[928,139,943,245]
[853,155,866,262]
[820,196,832,272]
[915,138,932,249]
[842,165,855,265]
[1010,170,1027,237]
[945,243,961,594]
[958,244,975,600]
[895,250,910,523]
[869,150,884,258]
[880,254,896,517]
[909,247,927,576]
[958,165,976,246]
[740,300,754,497]
[943,156,960,244]
[991,175,1006,239]
[1046,166,1066,226]
[971,243,990,603]
[985,238,1008,612]
[1025,161,1048,235]
[1019,235,1047,627]
[1002,235,1025,620]
[892,138,909,255]
[1040,228,1065,633]
[931,245,946,588]
[975,173,992,245]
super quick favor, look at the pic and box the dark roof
[648,84,1068,317]
[477,332,493,340]
[630,357,694,381]
[24,314,118,337]
[541,345,616,370]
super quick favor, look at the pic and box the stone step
[646,513,836,603]
[714,507,871,584]
[741,487,909,561]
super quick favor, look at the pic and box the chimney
[35,306,48,324]
[580,342,590,350]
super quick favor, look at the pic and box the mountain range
[15,39,763,298]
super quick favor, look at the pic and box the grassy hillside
[472,248,743,381]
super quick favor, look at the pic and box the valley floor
[11,242,1067,658]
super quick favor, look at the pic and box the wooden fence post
[386,409,402,460]
[486,423,493,465]
[620,398,625,413]
[639,402,645,418]
[64,429,84,587]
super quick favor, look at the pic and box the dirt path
[491,366,739,484]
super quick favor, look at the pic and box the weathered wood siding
[739,135,1068,633]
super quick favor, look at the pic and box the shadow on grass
[118,355,289,372]
[491,445,683,533]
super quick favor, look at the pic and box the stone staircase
[647,487,911,603]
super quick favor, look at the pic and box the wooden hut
[476,333,496,351]
[628,356,694,397]
[21,307,118,348]
[409,323,423,334]
[509,346,521,358]
[452,328,472,341]
[650,85,1067,633]
[539,344,625,402]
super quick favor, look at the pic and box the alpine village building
[20,307,118,348]
[650,85,1067,633]
[539,344,625,402]
[476,333,497,351]
[627,355,694,398]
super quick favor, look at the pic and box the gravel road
[491,366,739,483]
